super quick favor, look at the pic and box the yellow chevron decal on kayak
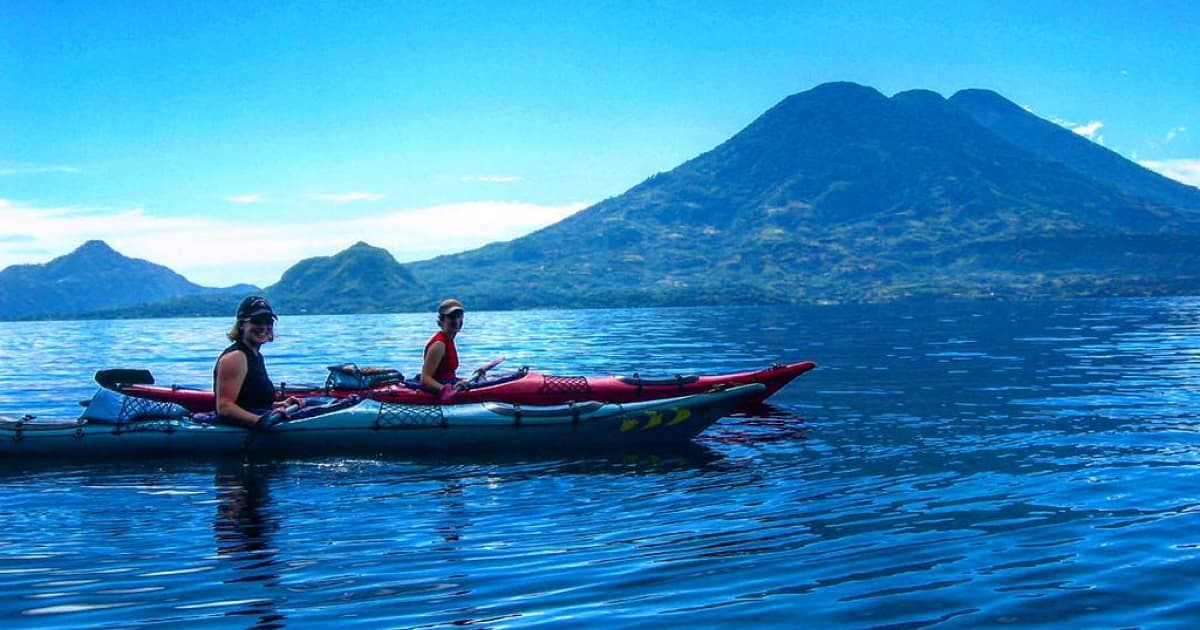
[619,408,690,432]
[666,408,692,426]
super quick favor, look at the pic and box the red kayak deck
[119,361,816,413]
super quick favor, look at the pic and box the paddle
[94,368,155,389]
[261,403,303,429]
[468,356,506,386]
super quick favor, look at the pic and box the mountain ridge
[949,88,1200,213]
[4,81,1199,320]
[405,81,1200,307]
[0,240,256,320]
[267,241,422,314]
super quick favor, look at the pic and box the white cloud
[1051,117,1104,144]
[0,197,589,287]
[460,175,523,183]
[1165,126,1187,143]
[0,163,81,176]
[1072,120,1103,141]
[0,197,211,272]
[348,201,585,257]
[1138,159,1200,187]
[226,193,266,204]
[306,192,385,203]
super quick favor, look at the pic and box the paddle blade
[94,369,155,389]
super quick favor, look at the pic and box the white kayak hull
[0,384,765,458]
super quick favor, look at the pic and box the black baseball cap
[237,296,277,321]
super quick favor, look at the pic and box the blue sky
[2,0,1197,287]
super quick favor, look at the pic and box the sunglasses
[247,316,276,327]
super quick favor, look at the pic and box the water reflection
[705,403,810,446]
[380,442,732,476]
[431,477,466,551]
[213,461,286,629]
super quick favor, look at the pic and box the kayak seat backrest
[615,374,700,387]
[482,401,605,417]
[79,388,191,424]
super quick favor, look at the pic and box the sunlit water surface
[2,299,1200,628]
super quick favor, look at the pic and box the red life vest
[425,331,459,382]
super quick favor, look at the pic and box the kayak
[0,383,766,458]
[103,361,816,413]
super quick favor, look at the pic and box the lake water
[2,299,1200,628]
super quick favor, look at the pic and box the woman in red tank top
[420,298,468,400]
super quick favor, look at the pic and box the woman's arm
[420,341,446,394]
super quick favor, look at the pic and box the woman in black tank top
[213,296,304,428]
